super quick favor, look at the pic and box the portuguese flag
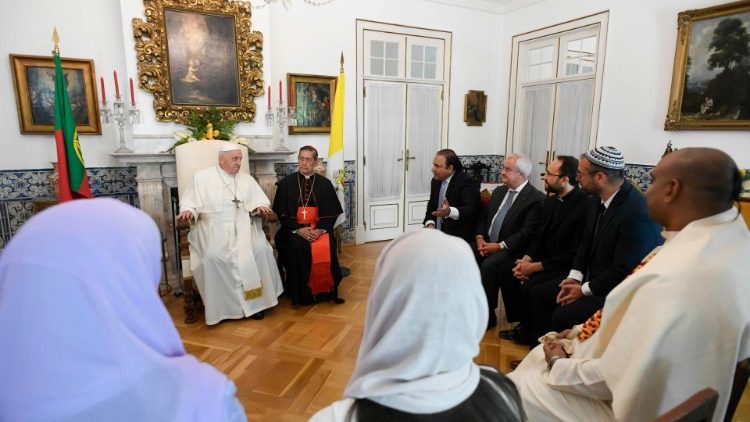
[53,50,91,201]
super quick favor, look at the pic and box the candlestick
[267,86,271,110]
[278,80,282,104]
[113,70,120,97]
[129,77,135,106]
[100,76,107,105]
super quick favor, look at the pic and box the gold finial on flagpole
[52,27,60,55]
[339,51,344,72]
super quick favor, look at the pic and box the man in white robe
[508,148,750,422]
[177,143,283,325]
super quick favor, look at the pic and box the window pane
[385,59,399,76]
[528,65,540,81]
[581,36,597,54]
[371,58,384,75]
[371,40,384,58]
[412,45,424,61]
[529,48,541,65]
[541,45,554,62]
[385,42,399,59]
[565,62,579,75]
[424,63,437,79]
[540,63,553,79]
[567,39,582,58]
[425,46,437,63]
[582,64,594,74]
[411,62,424,78]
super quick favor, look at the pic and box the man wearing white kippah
[177,143,284,325]
[526,146,661,341]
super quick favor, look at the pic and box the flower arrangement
[166,106,255,155]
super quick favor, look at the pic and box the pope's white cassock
[180,162,284,325]
[508,208,750,422]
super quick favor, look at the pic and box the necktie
[592,203,606,241]
[488,190,516,242]
[436,180,448,230]
[584,203,607,282]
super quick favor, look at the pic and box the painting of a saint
[165,9,240,106]
[25,67,89,126]
[295,83,332,128]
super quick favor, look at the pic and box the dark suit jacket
[423,171,480,244]
[525,187,590,273]
[476,182,545,253]
[572,181,662,296]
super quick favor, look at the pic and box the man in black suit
[475,153,545,328]
[497,156,589,339]
[529,146,662,341]
[423,149,480,245]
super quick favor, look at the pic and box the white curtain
[406,84,442,196]
[554,79,594,157]
[365,81,405,200]
[520,85,554,189]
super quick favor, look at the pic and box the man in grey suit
[476,153,545,329]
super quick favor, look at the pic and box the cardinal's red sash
[296,206,333,295]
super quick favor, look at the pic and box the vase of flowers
[166,106,255,155]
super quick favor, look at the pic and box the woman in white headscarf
[311,229,525,421]
[0,198,245,422]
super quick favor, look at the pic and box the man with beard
[495,156,589,337]
[527,146,661,341]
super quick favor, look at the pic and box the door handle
[405,149,416,171]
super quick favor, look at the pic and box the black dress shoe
[510,359,522,370]
[340,267,351,277]
[499,329,518,341]
[330,297,345,304]
[500,327,531,346]
[250,311,265,320]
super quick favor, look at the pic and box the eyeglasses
[542,172,565,178]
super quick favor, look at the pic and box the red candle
[100,76,107,105]
[129,77,135,106]
[113,70,120,97]
[279,80,282,104]
[267,86,271,110]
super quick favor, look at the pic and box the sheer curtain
[554,79,594,157]
[406,84,442,196]
[520,85,554,190]
[365,81,405,200]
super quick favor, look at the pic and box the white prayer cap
[219,142,241,153]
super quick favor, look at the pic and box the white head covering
[219,141,242,152]
[344,229,488,414]
[0,198,228,421]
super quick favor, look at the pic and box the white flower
[173,129,192,141]
[230,135,251,146]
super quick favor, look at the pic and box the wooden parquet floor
[164,241,750,422]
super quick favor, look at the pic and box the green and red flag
[52,33,91,202]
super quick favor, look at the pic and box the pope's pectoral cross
[232,197,242,208]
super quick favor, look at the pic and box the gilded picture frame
[287,73,336,134]
[10,54,101,134]
[464,90,487,126]
[132,0,263,124]
[665,1,750,131]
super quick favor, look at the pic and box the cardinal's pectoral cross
[232,197,242,209]
[300,207,308,219]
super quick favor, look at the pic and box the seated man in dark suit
[475,153,545,328]
[497,155,589,341]
[529,146,661,341]
[423,149,481,245]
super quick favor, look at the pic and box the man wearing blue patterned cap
[525,146,662,341]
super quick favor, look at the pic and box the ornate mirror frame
[132,0,263,124]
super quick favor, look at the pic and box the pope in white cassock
[177,143,283,325]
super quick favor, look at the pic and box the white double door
[362,80,443,242]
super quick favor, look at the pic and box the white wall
[0,0,503,171]
[499,0,750,167]
[0,0,127,170]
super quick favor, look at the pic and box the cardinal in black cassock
[273,154,344,307]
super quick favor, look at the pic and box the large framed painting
[665,1,750,130]
[132,0,264,124]
[10,54,101,134]
[287,73,336,134]
[464,90,487,126]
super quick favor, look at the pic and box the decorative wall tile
[625,164,654,193]
[0,167,138,250]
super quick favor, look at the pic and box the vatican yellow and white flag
[327,53,347,227]
[328,54,346,228]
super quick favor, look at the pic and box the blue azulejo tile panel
[0,166,138,251]
[625,164,654,193]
